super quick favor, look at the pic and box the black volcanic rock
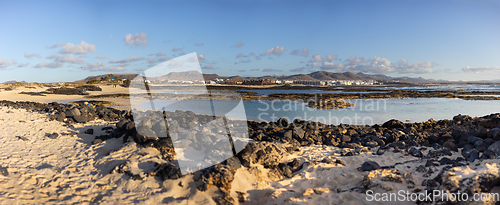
[382,119,405,129]
[361,161,381,171]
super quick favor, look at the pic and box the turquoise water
[140,98,500,125]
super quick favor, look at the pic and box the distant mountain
[147,70,204,81]
[76,70,482,85]
[3,80,28,84]
[75,74,139,83]
[283,74,318,81]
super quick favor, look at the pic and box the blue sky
[1,0,500,82]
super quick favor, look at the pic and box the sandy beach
[0,85,132,109]
[0,85,500,204]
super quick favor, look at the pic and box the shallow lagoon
[140,97,500,125]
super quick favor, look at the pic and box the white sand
[1,107,499,204]
[0,85,129,104]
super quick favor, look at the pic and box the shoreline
[0,100,499,204]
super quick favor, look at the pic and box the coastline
[0,96,499,204]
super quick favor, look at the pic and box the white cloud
[311,55,435,74]
[236,53,245,58]
[238,59,252,64]
[320,62,345,70]
[250,69,259,71]
[263,46,286,56]
[198,54,205,62]
[45,42,62,49]
[47,54,85,64]
[416,61,433,68]
[235,41,244,47]
[157,56,171,62]
[96,55,108,59]
[34,62,64,68]
[60,41,96,54]
[344,55,369,66]
[109,56,145,64]
[156,51,166,56]
[462,66,500,74]
[172,47,183,52]
[123,33,148,47]
[262,68,282,72]
[312,54,324,62]
[147,58,156,64]
[17,63,29,67]
[194,42,204,46]
[80,62,125,71]
[24,52,41,58]
[0,58,11,68]
[325,54,337,62]
[290,48,309,57]
[203,64,213,69]
[11,59,17,65]
[394,58,434,74]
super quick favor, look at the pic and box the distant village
[146,78,383,86]
[86,74,385,86]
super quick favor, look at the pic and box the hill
[75,74,139,83]
[75,70,446,84]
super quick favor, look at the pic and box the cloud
[344,55,368,66]
[325,54,337,62]
[109,56,145,64]
[309,55,435,74]
[0,58,11,68]
[262,68,282,72]
[172,47,183,52]
[320,62,345,70]
[250,68,260,71]
[109,34,113,38]
[197,54,205,62]
[462,66,500,74]
[45,42,62,49]
[96,55,108,59]
[312,54,324,62]
[262,46,286,56]
[238,59,252,64]
[157,56,171,62]
[47,54,85,64]
[34,62,64,68]
[24,52,41,58]
[236,52,256,58]
[80,62,125,71]
[60,41,96,54]
[17,63,29,67]
[123,33,148,47]
[394,58,434,74]
[156,51,166,56]
[290,48,309,57]
[203,64,214,69]
[194,42,204,46]
[237,69,246,72]
[11,59,17,65]
[147,58,156,64]
[235,41,244,47]
[416,61,433,68]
